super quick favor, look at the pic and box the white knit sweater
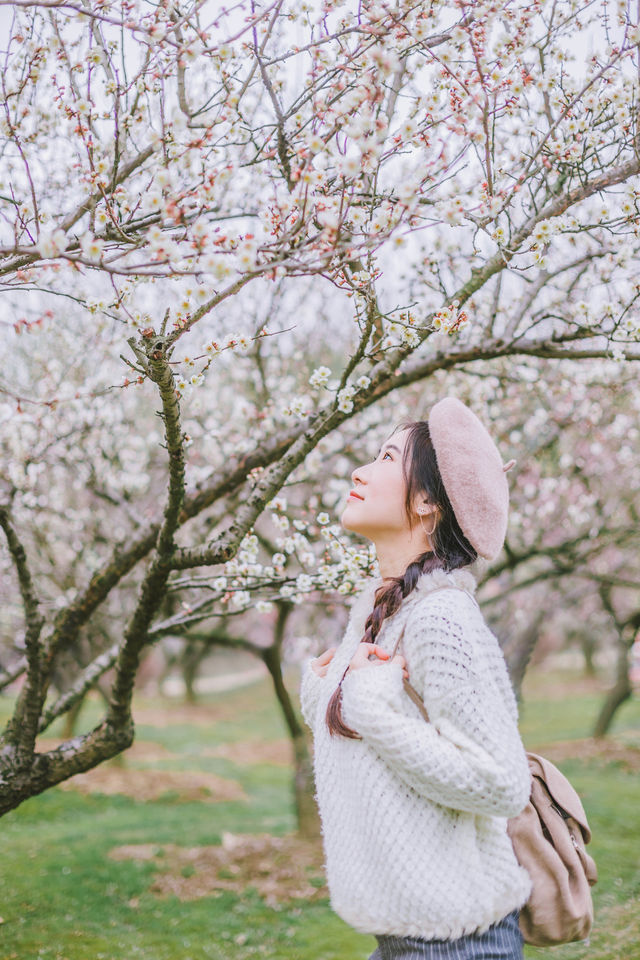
[299,565,533,941]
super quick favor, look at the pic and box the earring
[417,510,436,538]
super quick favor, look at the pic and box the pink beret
[428,396,514,561]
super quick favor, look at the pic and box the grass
[0,666,638,960]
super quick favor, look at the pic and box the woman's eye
[382,451,392,460]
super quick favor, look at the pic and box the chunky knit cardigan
[299,565,533,941]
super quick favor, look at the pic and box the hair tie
[502,459,516,473]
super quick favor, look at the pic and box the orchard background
[0,0,639,955]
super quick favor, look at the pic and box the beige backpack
[505,752,598,945]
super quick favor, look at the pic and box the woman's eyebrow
[379,443,401,455]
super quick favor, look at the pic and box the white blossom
[309,366,332,388]
[79,234,104,262]
[296,573,313,593]
[37,229,67,258]
[230,590,251,608]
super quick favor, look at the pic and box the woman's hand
[310,646,337,678]
[346,643,409,680]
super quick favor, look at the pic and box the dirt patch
[57,766,246,803]
[202,739,293,766]
[39,731,291,774]
[597,897,640,942]
[132,703,231,727]
[522,671,610,701]
[529,736,640,773]
[132,680,273,727]
[110,831,327,907]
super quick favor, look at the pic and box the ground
[0,665,635,960]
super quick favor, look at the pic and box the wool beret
[428,396,514,562]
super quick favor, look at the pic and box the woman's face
[341,427,416,541]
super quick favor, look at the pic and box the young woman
[299,397,532,960]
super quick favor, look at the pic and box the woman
[299,397,532,960]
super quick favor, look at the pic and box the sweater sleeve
[339,593,531,818]
[299,657,327,729]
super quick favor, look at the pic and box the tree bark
[579,631,598,677]
[182,640,208,704]
[260,604,322,840]
[495,610,544,701]
[592,633,632,738]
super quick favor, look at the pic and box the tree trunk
[261,603,322,840]
[292,729,322,840]
[60,679,110,739]
[183,640,208,704]
[592,634,632,737]
[579,631,598,676]
[61,696,85,739]
[499,610,545,701]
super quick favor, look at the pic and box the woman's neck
[375,539,431,580]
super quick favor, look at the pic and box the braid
[325,550,442,739]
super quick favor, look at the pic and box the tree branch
[0,498,45,762]
[104,332,186,731]
[38,640,120,733]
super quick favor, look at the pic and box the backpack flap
[527,752,593,845]
[530,774,599,884]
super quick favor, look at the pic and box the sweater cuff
[340,662,404,731]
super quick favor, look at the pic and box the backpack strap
[389,585,479,722]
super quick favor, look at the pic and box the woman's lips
[349,490,364,500]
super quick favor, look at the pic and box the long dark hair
[325,419,477,739]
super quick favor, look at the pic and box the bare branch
[0,659,27,691]
[104,332,186,731]
[38,640,120,733]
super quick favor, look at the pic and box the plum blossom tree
[2,0,640,816]
[485,364,640,733]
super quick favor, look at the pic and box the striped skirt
[368,909,524,960]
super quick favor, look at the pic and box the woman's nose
[351,465,365,485]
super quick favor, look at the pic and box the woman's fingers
[391,653,409,680]
[312,645,409,673]
[310,646,337,677]
[361,643,390,660]
[345,643,411,680]
[348,645,383,672]
[316,646,336,663]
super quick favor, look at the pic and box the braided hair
[325,419,477,739]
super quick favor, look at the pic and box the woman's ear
[413,499,441,537]
[413,495,438,521]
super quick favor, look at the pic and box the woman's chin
[340,508,367,537]
[339,508,358,533]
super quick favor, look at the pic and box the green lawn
[0,667,638,960]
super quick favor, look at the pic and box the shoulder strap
[390,623,406,660]
[389,585,480,722]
